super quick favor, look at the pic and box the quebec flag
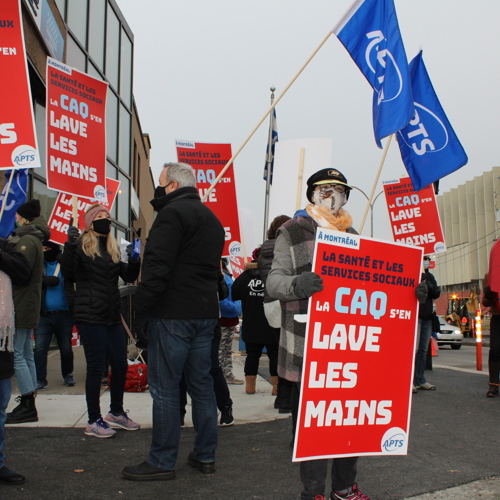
[397,51,468,192]
[263,108,278,184]
[334,0,414,147]
[0,168,28,238]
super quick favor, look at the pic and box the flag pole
[202,29,334,203]
[358,134,393,234]
[262,86,275,241]
[0,171,16,223]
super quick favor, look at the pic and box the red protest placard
[175,140,241,258]
[46,57,107,200]
[383,177,446,255]
[294,229,422,461]
[48,178,120,245]
[0,0,41,170]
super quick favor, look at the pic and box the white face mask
[312,186,347,215]
[423,260,430,270]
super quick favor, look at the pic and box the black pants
[78,323,128,423]
[489,315,500,384]
[291,382,359,499]
[244,342,278,376]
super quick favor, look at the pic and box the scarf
[0,270,15,352]
[305,203,353,232]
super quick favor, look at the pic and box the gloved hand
[134,311,148,346]
[135,320,148,350]
[415,281,428,304]
[67,225,80,244]
[292,271,324,298]
[42,276,60,287]
[126,244,139,263]
[484,285,497,301]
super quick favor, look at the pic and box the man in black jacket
[414,255,441,391]
[123,162,225,481]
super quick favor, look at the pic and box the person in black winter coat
[61,203,141,438]
[232,256,279,397]
[34,241,76,390]
[0,237,31,484]
[413,255,441,391]
[257,215,292,412]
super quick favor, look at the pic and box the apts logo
[93,185,108,203]
[229,241,242,256]
[434,241,446,253]
[381,428,407,453]
[398,103,449,156]
[365,31,404,105]
[12,146,38,167]
[175,140,195,149]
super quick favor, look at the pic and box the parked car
[436,316,463,349]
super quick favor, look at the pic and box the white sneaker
[417,382,436,390]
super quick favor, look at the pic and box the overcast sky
[117,0,500,244]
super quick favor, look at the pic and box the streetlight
[350,186,384,238]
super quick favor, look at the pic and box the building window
[54,0,66,19]
[119,104,131,174]
[88,0,106,71]
[33,177,58,222]
[117,172,130,227]
[120,28,132,109]
[105,4,120,91]
[67,0,88,49]
[106,89,118,163]
[34,101,46,180]
[66,35,86,72]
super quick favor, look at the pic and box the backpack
[108,361,148,392]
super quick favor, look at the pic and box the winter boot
[271,376,279,396]
[6,393,38,423]
[245,375,256,394]
[278,377,293,414]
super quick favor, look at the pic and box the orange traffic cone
[430,337,439,356]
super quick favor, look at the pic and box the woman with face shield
[267,169,372,500]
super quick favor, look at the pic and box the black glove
[126,244,139,263]
[42,275,60,287]
[415,281,428,304]
[67,225,80,244]
[292,271,324,298]
[484,285,496,301]
[134,311,148,348]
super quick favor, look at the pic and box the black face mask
[92,218,111,235]
[44,249,59,262]
[154,185,167,199]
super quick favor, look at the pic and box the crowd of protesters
[3,163,489,500]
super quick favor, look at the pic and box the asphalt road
[4,362,499,500]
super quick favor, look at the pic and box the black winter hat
[17,199,41,221]
[306,168,352,202]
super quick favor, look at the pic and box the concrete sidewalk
[6,343,289,428]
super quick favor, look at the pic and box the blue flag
[263,108,278,184]
[0,169,28,238]
[334,0,414,147]
[396,51,468,192]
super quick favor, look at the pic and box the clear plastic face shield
[312,183,348,215]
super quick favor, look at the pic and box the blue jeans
[147,318,218,470]
[414,318,433,386]
[77,323,128,423]
[0,378,11,469]
[34,311,74,385]
[13,328,36,395]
